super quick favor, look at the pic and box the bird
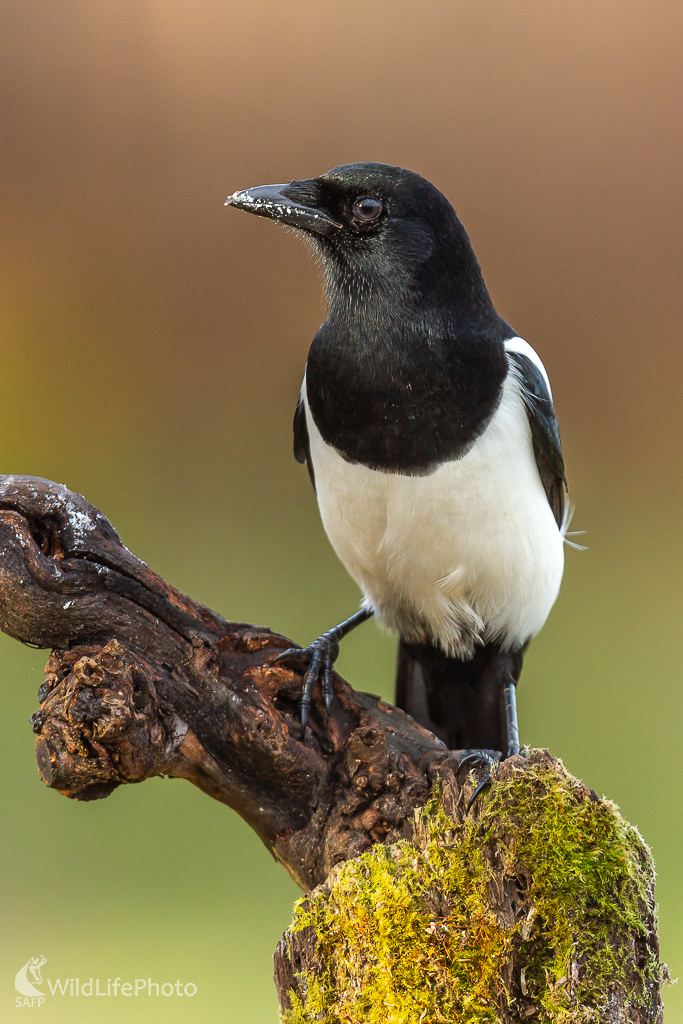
[226,162,568,771]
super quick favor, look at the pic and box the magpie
[226,162,568,768]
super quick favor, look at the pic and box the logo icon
[15,956,47,998]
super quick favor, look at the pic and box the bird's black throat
[305,281,511,474]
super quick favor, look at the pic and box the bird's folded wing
[293,393,316,490]
[507,351,567,528]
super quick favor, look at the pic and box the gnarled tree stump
[0,476,668,1021]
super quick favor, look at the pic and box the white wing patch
[504,336,552,397]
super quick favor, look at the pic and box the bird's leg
[502,671,521,758]
[457,657,523,811]
[275,608,374,729]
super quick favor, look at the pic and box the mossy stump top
[274,750,667,1023]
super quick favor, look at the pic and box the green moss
[280,752,664,1024]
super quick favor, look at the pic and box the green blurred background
[1,1,682,1019]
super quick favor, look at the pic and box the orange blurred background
[1,2,682,1020]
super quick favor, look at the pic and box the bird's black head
[227,162,496,328]
[227,163,511,471]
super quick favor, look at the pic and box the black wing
[293,392,316,490]
[507,351,567,528]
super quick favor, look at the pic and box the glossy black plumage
[228,162,567,755]
[507,352,566,527]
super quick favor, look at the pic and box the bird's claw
[457,750,499,812]
[274,634,341,730]
[466,774,493,812]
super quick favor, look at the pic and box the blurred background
[1,1,682,1020]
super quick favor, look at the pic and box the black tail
[395,639,524,752]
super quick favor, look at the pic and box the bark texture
[0,475,668,1021]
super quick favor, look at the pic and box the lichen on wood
[275,751,667,1023]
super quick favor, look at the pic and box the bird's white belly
[304,373,564,657]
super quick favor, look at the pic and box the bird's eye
[352,197,383,223]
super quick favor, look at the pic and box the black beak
[225,183,341,236]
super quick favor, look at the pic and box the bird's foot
[457,749,502,812]
[273,609,374,732]
[274,632,341,731]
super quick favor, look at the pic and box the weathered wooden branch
[0,474,448,890]
[0,475,668,1021]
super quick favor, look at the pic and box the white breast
[304,360,564,658]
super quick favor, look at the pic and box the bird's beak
[225,182,341,236]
